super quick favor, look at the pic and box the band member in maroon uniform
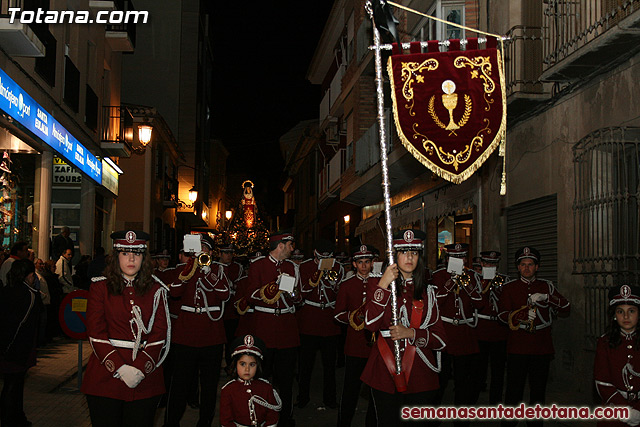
[498,247,570,427]
[234,251,263,338]
[82,230,170,427]
[164,234,230,427]
[476,250,509,404]
[432,242,484,418]
[335,244,377,427]
[246,231,300,427]
[595,284,640,426]
[220,334,281,427]
[219,243,244,369]
[296,239,343,409]
[361,229,446,426]
[291,248,305,265]
[153,249,172,272]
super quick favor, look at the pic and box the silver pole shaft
[369,5,402,375]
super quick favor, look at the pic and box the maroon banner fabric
[387,48,506,183]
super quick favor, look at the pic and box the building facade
[0,0,134,261]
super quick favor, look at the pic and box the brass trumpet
[452,271,471,293]
[323,269,339,282]
[483,274,506,294]
[178,252,212,281]
[197,252,211,267]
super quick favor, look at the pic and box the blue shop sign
[0,68,101,184]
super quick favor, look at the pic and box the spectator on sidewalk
[0,241,30,286]
[35,258,50,346]
[0,259,43,427]
[87,247,107,280]
[43,260,63,339]
[56,248,78,294]
[73,255,92,290]
[51,226,74,261]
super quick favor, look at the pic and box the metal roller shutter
[506,194,558,284]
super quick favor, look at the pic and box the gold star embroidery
[417,75,424,83]
[471,70,479,79]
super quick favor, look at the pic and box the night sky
[211,2,333,218]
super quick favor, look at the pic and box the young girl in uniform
[220,334,281,427]
[594,284,640,426]
[361,229,447,426]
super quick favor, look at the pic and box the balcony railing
[100,105,132,144]
[354,110,393,176]
[504,26,544,97]
[105,0,137,51]
[543,0,640,70]
[319,65,346,124]
[318,148,346,200]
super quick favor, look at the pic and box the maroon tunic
[595,333,640,426]
[334,273,372,358]
[497,277,570,355]
[297,258,342,337]
[220,377,280,427]
[170,261,230,347]
[234,275,255,337]
[246,255,301,349]
[82,277,169,401]
[154,266,182,318]
[360,278,446,394]
[476,274,509,342]
[222,261,244,321]
[431,267,484,355]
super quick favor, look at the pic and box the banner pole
[366,0,402,376]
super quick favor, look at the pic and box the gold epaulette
[235,298,250,315]
[259,281,283,304]
[308,270,322,288]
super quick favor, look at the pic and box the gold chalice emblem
[441,80,459,131]
[428,79,472,136]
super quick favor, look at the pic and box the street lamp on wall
[138,123,153,146]
[225,210,232,221]
[188,186,198,203]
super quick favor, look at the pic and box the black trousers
[437,352,481,427]
[164,343,223,427]
[478,340,507,404]
[501,354,552,427]
[263,346,297,427]
[297,334,338,406]
[86,394,161,427]
[337,355,376,427]
[223,318,239,367]
[1,371,28,427]
[371,387,437,426]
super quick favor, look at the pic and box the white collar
[521,276,536,284]
[622,330,636,340]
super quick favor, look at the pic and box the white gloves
[527,309,537,322]
[626,408,640,426]
[200,265,211,275]
[529,293,548,304]
[115,364,145,388]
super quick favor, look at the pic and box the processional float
[365,0,508,391]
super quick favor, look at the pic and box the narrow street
[5,338,589,426]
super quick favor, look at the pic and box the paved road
[2,338,591,426]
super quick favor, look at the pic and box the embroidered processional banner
[387,43,506,184]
